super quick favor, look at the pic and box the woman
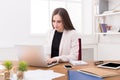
[46,8,79,64]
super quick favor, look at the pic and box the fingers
[47,58,57,64]
[47,60,53,64]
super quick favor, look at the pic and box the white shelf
[96,31,120,34]
[96,11,120,17]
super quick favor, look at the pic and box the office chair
[78,38,82,60]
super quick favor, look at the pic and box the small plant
[3,60,13,71]
[3,60,13,80]
[17,61,28,80]
[18,61,28,72]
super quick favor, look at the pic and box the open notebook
[78,67,119,78]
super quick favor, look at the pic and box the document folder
[68,70,103,80]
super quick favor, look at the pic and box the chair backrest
[78,38,82,60]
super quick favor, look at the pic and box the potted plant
[17,61,28,80]
[3,60,13,80]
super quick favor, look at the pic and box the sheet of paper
[24,69,65,80]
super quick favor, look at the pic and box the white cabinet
[98,43,120,60]
[94,0,120,60]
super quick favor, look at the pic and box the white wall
[0,0,46,48]
[0,47,18,61]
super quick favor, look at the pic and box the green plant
[18,61,28,72]
[3,61,13,80]
[3,60,13,71]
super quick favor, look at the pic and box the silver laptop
[16,45,58,67]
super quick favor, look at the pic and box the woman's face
[52,14,64,32]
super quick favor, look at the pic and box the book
[99,23,107,33]
[68,70,103,80]
[79,67,119,78]
[98,24,102,32]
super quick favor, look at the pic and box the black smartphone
[64,65,72,69]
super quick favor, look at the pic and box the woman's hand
[47,58,57,64]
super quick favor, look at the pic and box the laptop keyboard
[47,62,58,67]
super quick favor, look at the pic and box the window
[31,0,93,35]
[31,0,49,34]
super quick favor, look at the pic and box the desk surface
[50,61,120,80]
[1,61,120,80]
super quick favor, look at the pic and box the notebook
[79,67,119,78]
[16,45,58,67]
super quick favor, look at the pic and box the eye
[52,20,55,23]
[57,20,62,23]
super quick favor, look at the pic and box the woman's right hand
[47,58,57,64]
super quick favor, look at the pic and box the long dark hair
[52,8,75,30]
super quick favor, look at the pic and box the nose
[53,22,58,27]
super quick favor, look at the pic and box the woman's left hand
[47,58,57,64]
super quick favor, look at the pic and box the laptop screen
[15,45,58,67]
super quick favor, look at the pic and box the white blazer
[45,29,79,62]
